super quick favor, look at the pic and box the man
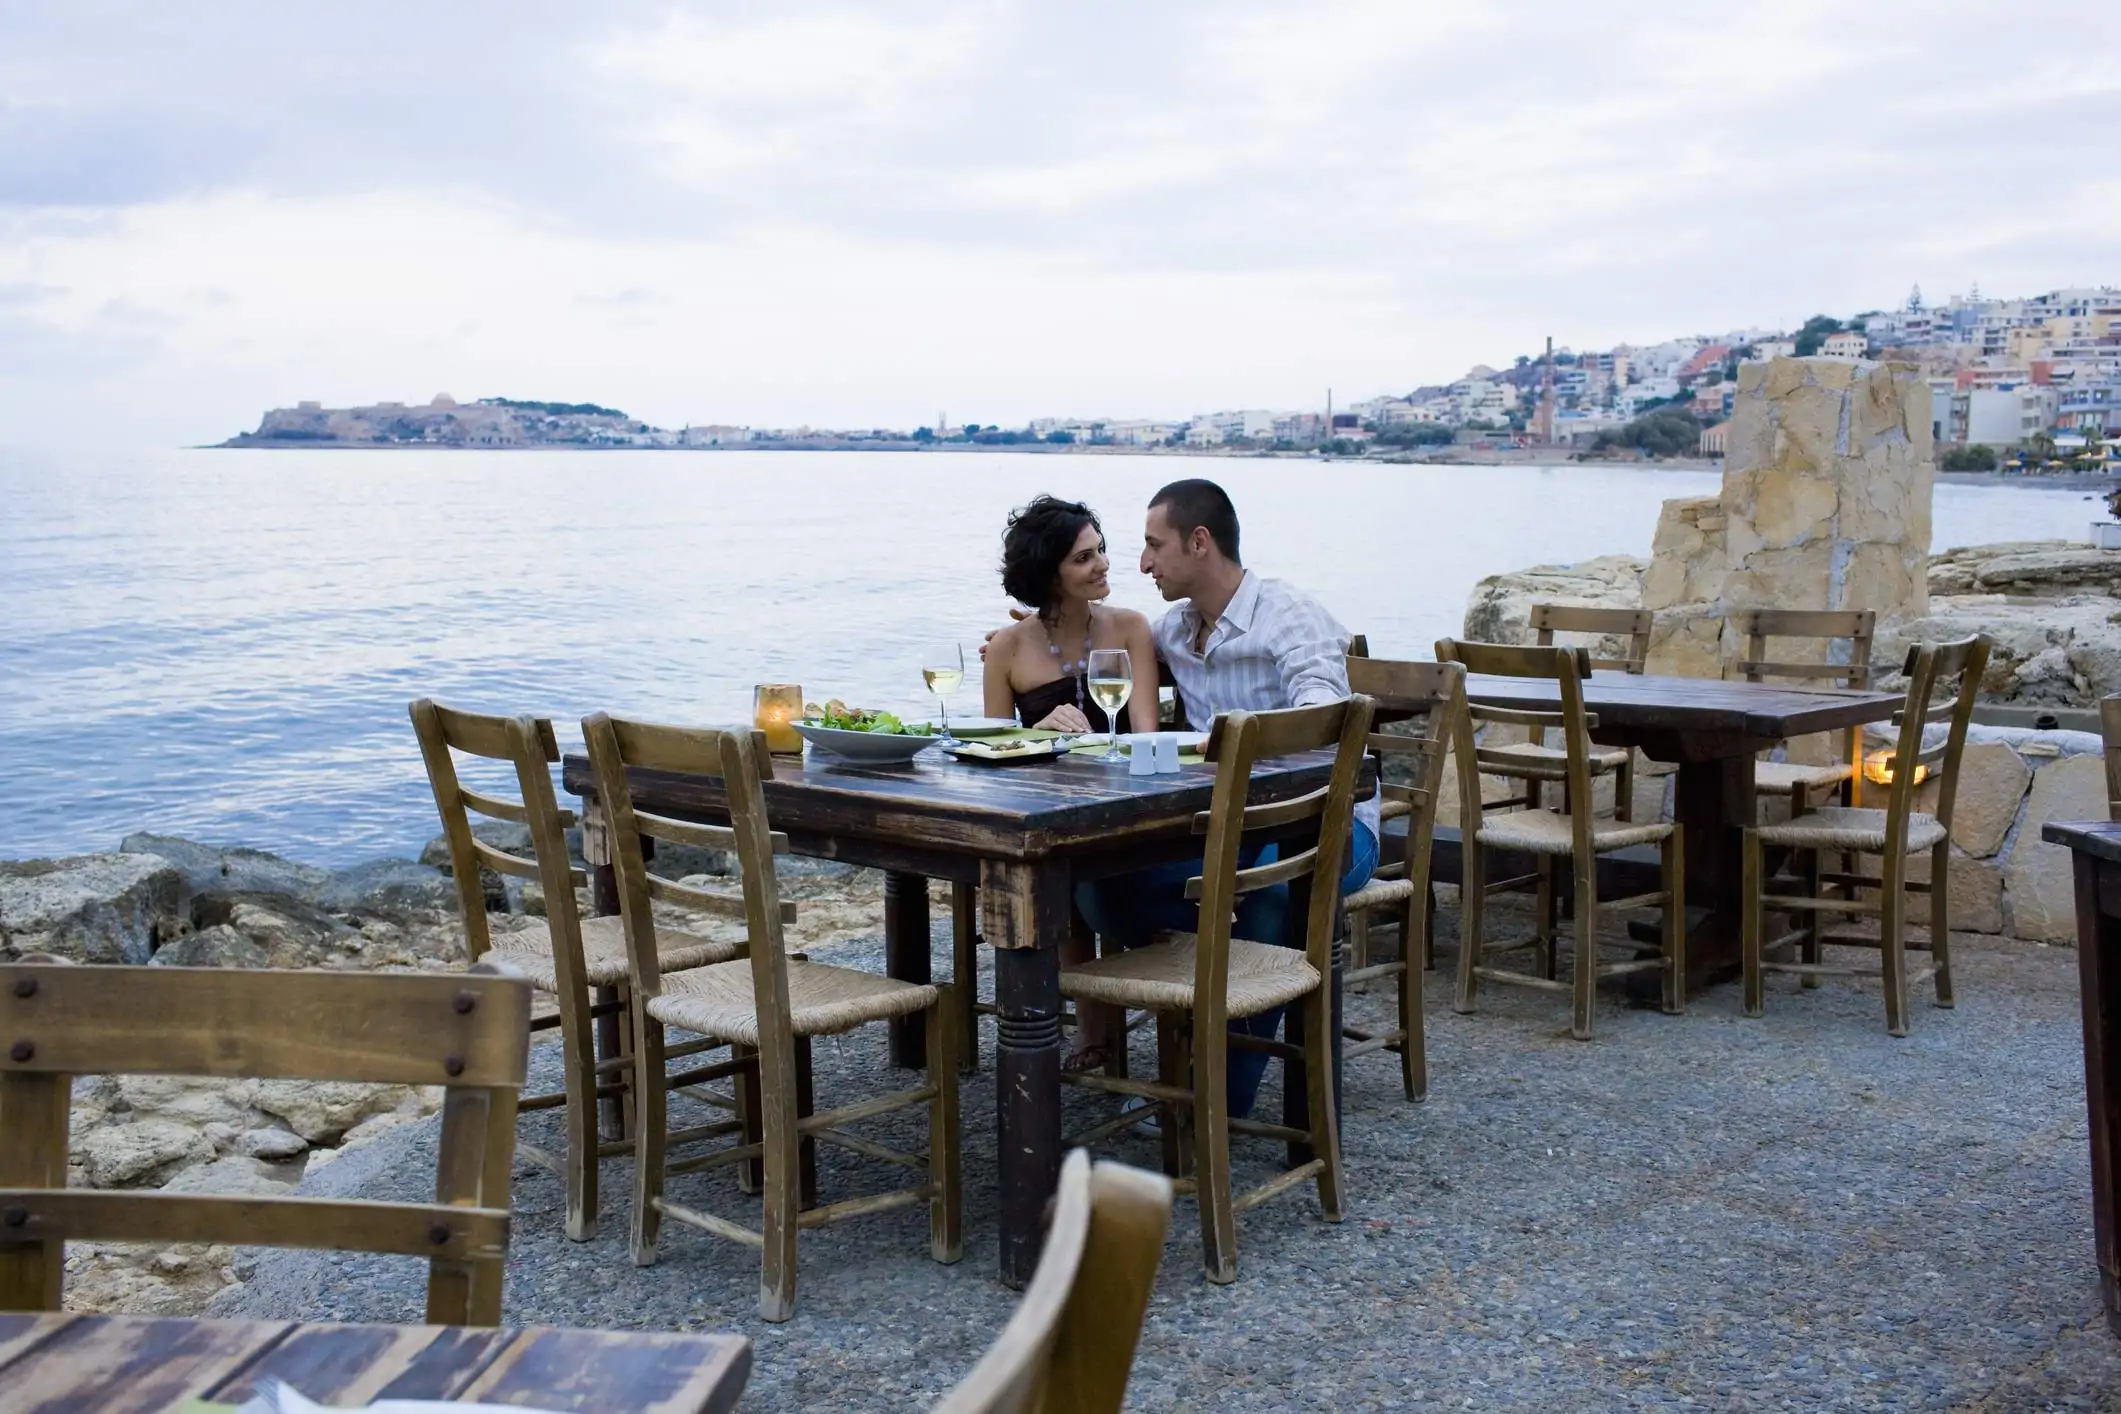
[1079,477,1379,1120]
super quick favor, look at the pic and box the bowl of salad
[793,701,943,764]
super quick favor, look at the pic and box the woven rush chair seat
[1482,740,1631,779]
[1343,875,1418,912]
[1753,759,1855,796]
[1061,934,1320,1017]
[1477,809,1673,856]
[1752,805,1947,853]
[649,956,939,1046]
[492,913,738,992]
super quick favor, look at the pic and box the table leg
[591,861,629,1144]
[1670,753,1755,979]
[2074,853,2121,1335]
[883,871,932,1070]
[982,858,1068,1289]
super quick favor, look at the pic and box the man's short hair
[1149,478,1241,564]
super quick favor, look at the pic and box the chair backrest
[2103,695,2121,821]
[932,1149,1173,1414]
[1190,697,1376,1025]
[1729,609,1877,689]
[1346,657,1468,900]
[0,960,529,1323]
[1874,636,1992,845]
[579,712,788,1007]
[409,699,586,966]
[1434,638,1599,842]
[1530,604,1651,675]
[1729,609,1879,804]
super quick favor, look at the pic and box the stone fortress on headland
[217,394,720,448]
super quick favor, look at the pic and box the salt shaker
[1128,732,1157,776]
[1154,733,1183,773]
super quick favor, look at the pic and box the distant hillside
[220,394,657,447]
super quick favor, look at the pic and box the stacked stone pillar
[1645,356,1934,679]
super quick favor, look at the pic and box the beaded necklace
[1044,608,1096,719]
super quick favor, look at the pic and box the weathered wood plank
[0,1311,73,1374]
[209,1323,494,1406]
[0,967,530,1088]
[460,1325,753,1414]
[2,1315,294,1413]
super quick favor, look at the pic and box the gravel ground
[218,901,2121,1411]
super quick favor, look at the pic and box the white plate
[940,717,1020,737]
[792,721,942,763]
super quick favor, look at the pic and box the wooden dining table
[1461,670,1905,975]
[564,743,1354,1289]
[0,1311,751,1413]
[2037,818,2121,1334]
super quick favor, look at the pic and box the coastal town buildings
[221,281,2120,463]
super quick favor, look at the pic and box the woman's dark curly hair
[1001,495,1103,618]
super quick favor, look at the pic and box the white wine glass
[923,643,967,744]
[1086,647,1133,763]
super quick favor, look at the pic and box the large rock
[1927,541,2121,597]
[158,1154,298,1199]
[119,834,330,899]
[1938,742,2033,859]
[75,1119,216,1187]
[305,859,456,917]
[2002,753,2109,941]
[1879,594,2121,707]
[152,924,270,969]
[1461,555,1646,647]
[0,853,188,963]
[250,1079,428,1144]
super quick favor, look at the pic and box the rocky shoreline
[0,828,887,1316]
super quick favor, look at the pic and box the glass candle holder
[754,683,805,755]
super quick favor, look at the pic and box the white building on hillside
[1820,330,1870,360]
[1196,409,1278,441]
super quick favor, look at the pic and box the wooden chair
[1435,639,1685,1040]
[1481,605,1652,824]
[582,712,961,1322]
[932,1149,1172,1414]
[2103,695,2121,819]
[411,699,743,1242]
[0,960,529,1324]
[1741,635,1992,1036]
[1057,696,1373,1283]
[1340,656,1468,1102]
[1731,609,1878,816]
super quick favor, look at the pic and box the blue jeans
[1074,821,1380,1119]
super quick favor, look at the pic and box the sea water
[0,447,2095,863]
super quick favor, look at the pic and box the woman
[983,495,1161,737]
[983,495,1158,1075]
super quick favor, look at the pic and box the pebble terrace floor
[219,904,2121,1412]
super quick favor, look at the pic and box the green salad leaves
[803,700,936,736]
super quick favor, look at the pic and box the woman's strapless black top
[1013,674,1129,733]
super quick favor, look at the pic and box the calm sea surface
[0,447,2097,865]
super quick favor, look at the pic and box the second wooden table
[1464,670,1904,973]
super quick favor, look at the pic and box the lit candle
[754,684,805,755]
[1862,748,1928,787]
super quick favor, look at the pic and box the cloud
[1,0,2118,446]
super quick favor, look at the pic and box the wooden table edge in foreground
[2039,818,2121,1337]
[0,1312,752,1414]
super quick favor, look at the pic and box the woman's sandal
[1060,1042,1113,1075]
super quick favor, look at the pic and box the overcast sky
[3,0,2118,447]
